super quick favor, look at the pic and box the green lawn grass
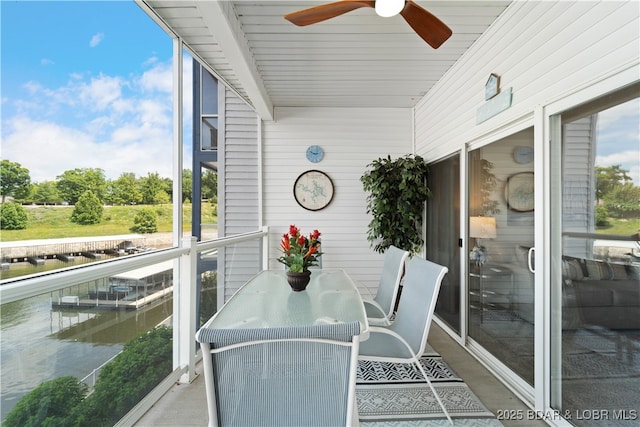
[0,204,217,241]
[596,217,640,236]
[1,204,636,242]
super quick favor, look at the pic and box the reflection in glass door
[551,89,639,425]
[468,129,535,385]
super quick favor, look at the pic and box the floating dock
[52,260,173,311]
[1,234,146,263]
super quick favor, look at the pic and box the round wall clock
[305,145,324,163]
[513,146,534,164]
[293,170,334,211]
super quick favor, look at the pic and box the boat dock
[52,286,173,310]
[0,234,146,265]
[51,260,173,311]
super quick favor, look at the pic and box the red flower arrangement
[277,224,322,273]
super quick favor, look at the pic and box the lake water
[0,261,173,421]
[0,256,105,281]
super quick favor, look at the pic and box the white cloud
[40,58,54,66]
[3,117,100,182]
[2,115,174,183]
[78,74,124,111]
[1,60,178,183]
[139,61,172,93]
[598,98,639,128]
[182,56,193,130]
[596,150,640,185]
[89,32,104,48]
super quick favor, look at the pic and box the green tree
[0,160,31,203]
[596,165,632,203]
[3,376,88,427]
[140,172,170,205]
[162,176,173,201]
[31,181,62,205]
[56,168,106,204]
[603,182,640,218]
[182,169,192,203]
[6,327,173,427]
[81,327,172,425]
[595,205,610,227]
[153,190,171,204]
[201,169,218,202]
[130,207,158,233]
[107,172,143,205]
[70,190,103,225]
[0,202,29,230]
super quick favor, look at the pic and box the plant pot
[286,270,311,291]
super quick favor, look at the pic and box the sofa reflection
[562,255,640,330]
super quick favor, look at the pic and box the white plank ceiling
[140,1,511,120]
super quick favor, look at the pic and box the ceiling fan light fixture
[375,0,404,17]
[284,0,452,49]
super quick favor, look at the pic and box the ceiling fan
[284,0,452,49]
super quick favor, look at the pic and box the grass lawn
[0,203,217,241]
[596,217,640,236]
[0,204,636,242]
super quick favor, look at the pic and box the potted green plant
[361,154,431,255]
[278,225,322,291]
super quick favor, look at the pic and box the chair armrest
[360,326,416,359]
[362,300,392,326]
[368,317,392,326]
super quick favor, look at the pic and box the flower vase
[286,270,311,291]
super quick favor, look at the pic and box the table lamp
[469,216,496,265]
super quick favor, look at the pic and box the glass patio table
[202,269,369,339]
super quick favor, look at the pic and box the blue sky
[595,98,640,185]
[1,0,191,183]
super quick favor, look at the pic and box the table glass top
[204,269,368,335]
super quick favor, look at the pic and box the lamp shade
[375,0,405,17]
[470,216,497,239]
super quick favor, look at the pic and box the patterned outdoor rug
[356,345,499,425]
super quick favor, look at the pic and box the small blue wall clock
[306,145,324,163]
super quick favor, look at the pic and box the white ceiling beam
[195,1,274,121]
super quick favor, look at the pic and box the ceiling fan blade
[285,0,375,26]
[400,0,452,49]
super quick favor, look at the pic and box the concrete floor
[135,323,548,426]
[427,324,546,427]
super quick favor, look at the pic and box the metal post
[178,236,198,383]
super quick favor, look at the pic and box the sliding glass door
[467,129,535,385]
[550,86,639,424]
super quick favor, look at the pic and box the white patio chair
[358,256,452,424]
[362,245,409,326]
[196,322,361,427]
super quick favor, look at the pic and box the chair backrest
[373,245,410,317]
[389,256,448,357]
[196,322,361,427]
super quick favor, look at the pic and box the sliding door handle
[528,247,535,273]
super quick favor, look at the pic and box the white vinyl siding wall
[562,116,598,259]
[262,107,412,289]
[414,1,639,159]
[411,0,638,408]
[219,87,262,300]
